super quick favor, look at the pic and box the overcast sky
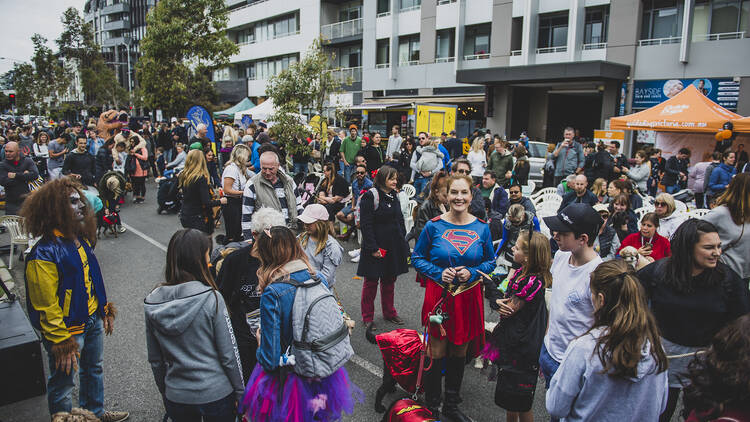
[0,0,86,75]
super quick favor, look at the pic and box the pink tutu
[241,364,363,422]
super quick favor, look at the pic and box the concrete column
[489,0,513,67]
[527,89,548,140]
[390,0,399,80]
[737,76,750,116]
[521,0,539,65]
[567,0,585,62]
[679,0,694,63]
[486,85,511,136]
[454,0,466,74]
[605,0,641,67]
[420,0,437,64]
[362,0,377,71]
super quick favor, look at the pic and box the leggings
[131,176,146,197]
[222,197,243,242]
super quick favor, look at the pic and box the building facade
[83,0,157,93]
[220,0,750,141]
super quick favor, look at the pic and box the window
[400,0,421,11]
[641,0,683,40]
[436,28,455,59]
[246,53,299,80]
[268,12,299,39]
[334,44,361,67]
[377,0,390,15]
[398,34,420,64]
[693,0,750,38]
[376,38,390,66]
[464,24,490,57]
[338,2,362,21]
[237,26,256,44]
[584,6,609,44]
[538,12,568,49]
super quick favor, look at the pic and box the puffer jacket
[707,163,736,196]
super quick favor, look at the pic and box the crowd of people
[6,112,750,422]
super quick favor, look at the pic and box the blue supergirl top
[412,216,495,285]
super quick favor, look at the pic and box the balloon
[715,129,732,141]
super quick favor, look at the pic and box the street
[0,179,554,422]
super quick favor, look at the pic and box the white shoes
[348,249,360,258]
[351,254,360,263]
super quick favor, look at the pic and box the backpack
[354,187,380,225]
[278,274,354,378]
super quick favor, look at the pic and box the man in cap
[538,203,603,391]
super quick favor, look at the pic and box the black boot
[423,357,443,418]
[375,362,397,413]
[442,356,473,422]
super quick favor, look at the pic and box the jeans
[361,276,398,323]
[665,183,680,194]
[292,162,308,176]
[42,313,105,417]
[539,342,561,389]
[342,163,355,183]
[413,176,430,196]
[165,393,237,422]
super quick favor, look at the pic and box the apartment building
[83,0,157,93]
[219,0,750,140]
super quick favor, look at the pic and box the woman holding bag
[221,144,252,242]
[412,174,495,420]
[357,165,410,333]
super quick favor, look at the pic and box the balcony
[399,60,420,66]
[100,2,129,15]
[582,42,606,50]
[536,46,567,54]
[375,63,390,69]
[464,53,489,60]
[321,18,363,41]
[103,19,130,31]
[435,57,455,63]
[698,31,746,41]
[638,36,681,46]
[101,36,131,48]
[329,66,362,84]
[400,5,421,12]
[510,50,521,56]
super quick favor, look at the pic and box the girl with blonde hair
[467,138,487,185]
[178,149,227,233]
[222,144,253,242]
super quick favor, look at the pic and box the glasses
[509,190,521,195]
[456,169,470,175]
[419,137,426,140]
[655,202,667,206]
[356,171,366,175]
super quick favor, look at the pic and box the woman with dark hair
[145,229,244,421]
[413,171,450,287]
[618,212,671,261]
[683,314,750,421]
[702,173,750,283]
[412,174,495,420]
[607,193,638,241]
[362,132,385,174]
[357,166,410,331]
[316,161,349,221]
[547,260,669,421]
[706,150,736,202]
[241,226,362,422]
[511,144,530,186]
[637,219,750,422]
[607,178,642,209]
[399,136,417,183]
[178,150,227,234]
[205,149,222,187]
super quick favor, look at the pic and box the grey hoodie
[546,327,668,421]
[144,281,244,405]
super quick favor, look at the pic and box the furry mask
[97,110,129,139]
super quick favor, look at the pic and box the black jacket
[62,150,96,186]
[362,144,385,173]
[95,147,114,183]
[592,150,615,181]
[662,155,689,187]
[559,189,599,211]
[0,157,39,204]
[325,137,341,164]
[356,187,410,279]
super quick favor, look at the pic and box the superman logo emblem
[441,229,479,255]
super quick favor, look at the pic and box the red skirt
[421,279,485,357]
[415,273,430,288]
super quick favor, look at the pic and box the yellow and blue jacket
[24,233,108,344]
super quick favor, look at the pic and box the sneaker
[100,410,129,422]
[385,315,405,325]
[473,357,484,369]
[348,249,360,258]
[117,226,126,234]
[351,255,360,263]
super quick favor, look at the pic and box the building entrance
[546,93,602,142]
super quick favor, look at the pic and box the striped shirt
[241,177,302,239]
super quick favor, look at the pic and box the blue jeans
[42,313,104,417]
[413,176,430,196]
[539,342,561,389]
[292,162,308,176]
[342,163,355,183]
[165,393,236,422]
[665,183,680,194]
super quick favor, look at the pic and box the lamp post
[122,37,133,107]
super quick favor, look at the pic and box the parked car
[509,140,549,185]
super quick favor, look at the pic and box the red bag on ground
[383,398,438,422]
[375,329,424,394]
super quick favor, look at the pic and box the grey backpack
[279,275,354,378]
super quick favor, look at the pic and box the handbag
[496,364,538,396]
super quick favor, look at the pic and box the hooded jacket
[144,281,244,404]
[707,162,736,196]
[62,149,96,186]
[546,327,669,421]
[0,156,39,204]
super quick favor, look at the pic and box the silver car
[509,141,549,185]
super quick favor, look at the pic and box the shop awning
[347,103,412,111]
[610,85,741,133]
[732,116,750,133]
[456,60,630,85]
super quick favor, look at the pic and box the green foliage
[56,7,127,108]
[136,0,238,116]
[266,38,346,156]
[9,34,72,115]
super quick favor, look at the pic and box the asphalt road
[0,179,681,421]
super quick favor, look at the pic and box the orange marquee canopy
[610,85,741,134]
[732,115,750,133]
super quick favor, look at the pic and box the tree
[56,7,127,108]
[8,35,71,115]
[136,0,238,116]
[265,37,347,156]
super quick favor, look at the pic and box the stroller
[295,172,322,209]
[157,177,181,214]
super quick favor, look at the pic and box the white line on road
[122,222,383,379]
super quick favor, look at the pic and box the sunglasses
[419,137,426,140]
[456,169,470,175]
[356,171,366,175]
[655,201,667,206]
[509,190,521,195]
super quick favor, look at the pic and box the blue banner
[186,105,216,149]
[632,78,740,110]
[241,114,253,130]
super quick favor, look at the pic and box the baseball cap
[298,204,329,224]
[450,130,456,135]
[189,142,203,151]
[170,117,178,123]
[543,203,603,237]
[592,203,609,213]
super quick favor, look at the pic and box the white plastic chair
[404,199,418,234]
[402,184,416,199]
[0,215,29,270]
[674,200,688,214]
[634,206,654,221]
[532,193,562,208]
[688,208,710,218]
[536,202,561,218]
[530,187,557,200]
[521,180,536,196]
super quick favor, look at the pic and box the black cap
[441,132,447,136]
[543,203,603,238]
[450,130,456,135]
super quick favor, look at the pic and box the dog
[97,209,121,238]
[619,245,653,270]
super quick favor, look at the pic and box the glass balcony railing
[321,18,363,40]
[329,66,362,83]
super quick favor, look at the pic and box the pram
[157,176,181,214]
[295,172,322,209]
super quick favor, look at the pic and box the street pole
[125,41,132,108]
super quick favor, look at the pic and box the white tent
[234,99,308,125]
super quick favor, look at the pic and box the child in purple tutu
[241,226,363,422]
[483,230,551,422]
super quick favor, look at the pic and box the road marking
[121,223,167,252]
[122,222,384,379]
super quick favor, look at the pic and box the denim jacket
[256,261,329,372]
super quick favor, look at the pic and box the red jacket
[618,232,671,260]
